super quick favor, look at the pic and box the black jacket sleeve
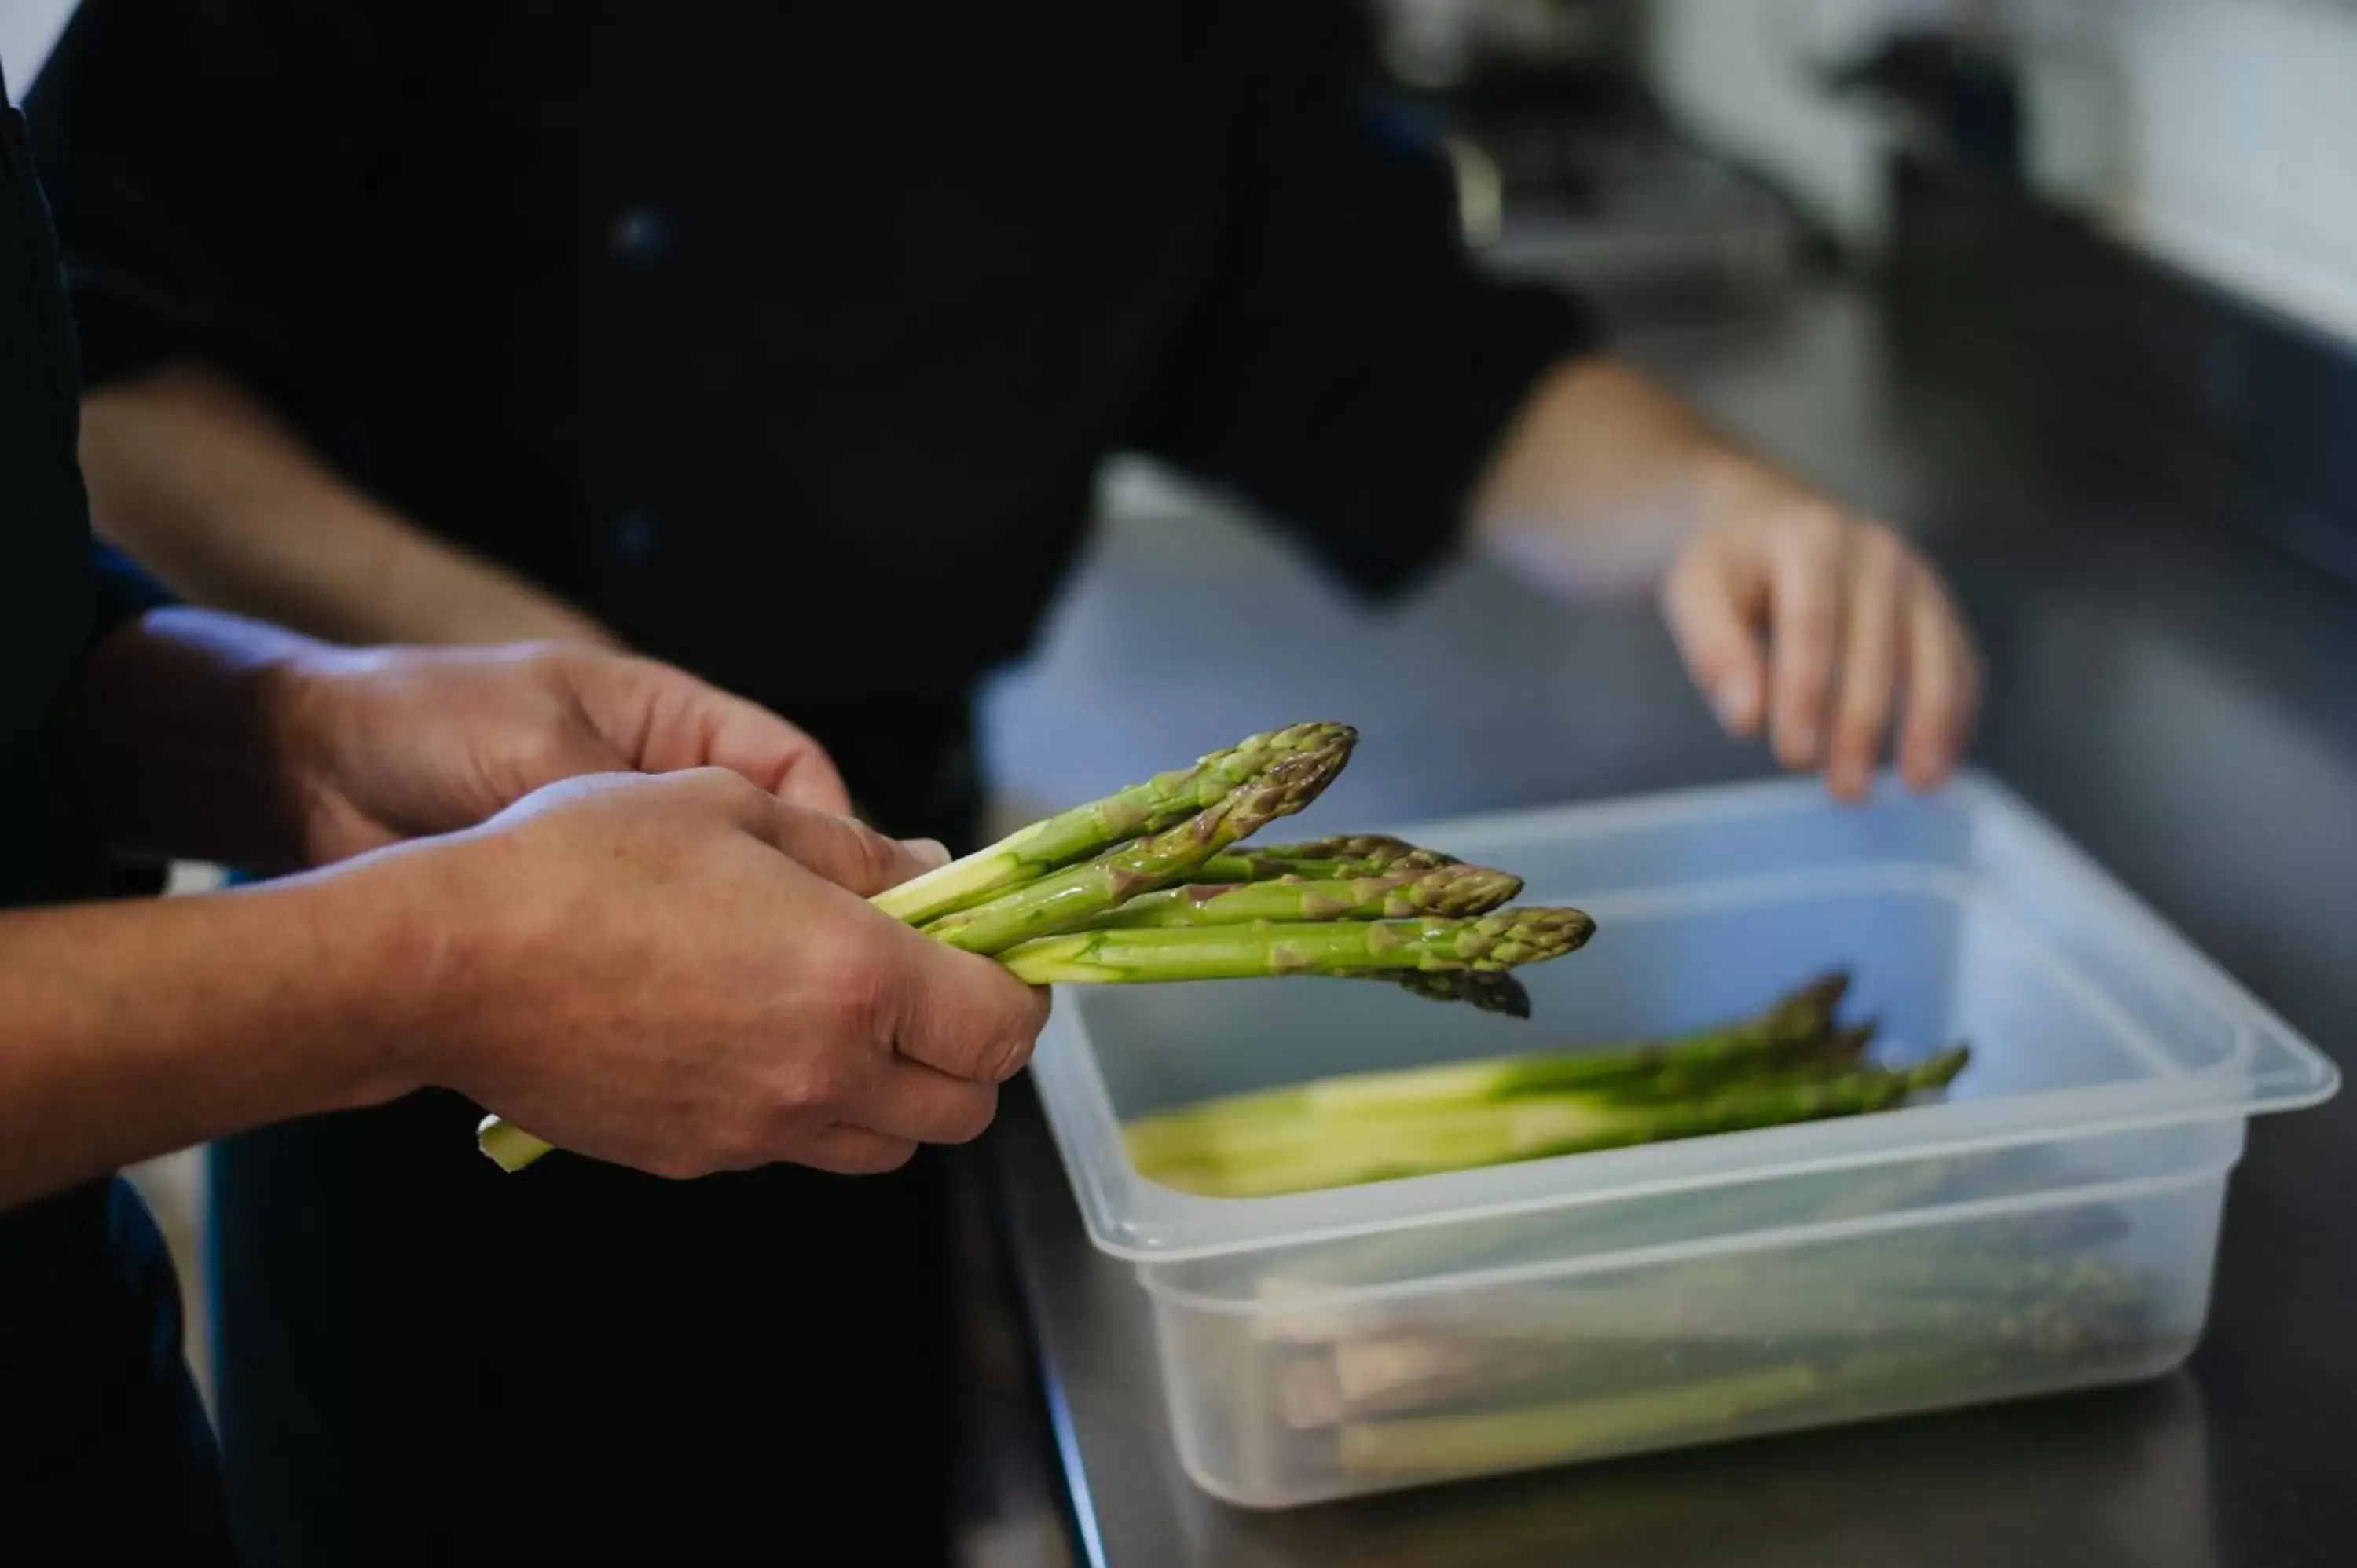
[1126,0,1601,599]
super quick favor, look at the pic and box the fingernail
[907,837,951,869]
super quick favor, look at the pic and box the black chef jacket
[0,60,237,1565]
[27,5,1599,1565]
[28,0,1596,720]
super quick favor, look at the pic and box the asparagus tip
[1906,1043,1973,1092]
[1797,968,1853,1013]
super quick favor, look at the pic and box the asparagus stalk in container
[1114,974,2163,1493]
[1242,1181,2155,1486]
[1124,973,1970,1197]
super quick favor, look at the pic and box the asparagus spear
[1135,1049,1969,1197]
[1303,972,1854,1116]
[1370,970,1534,1018]
[1326,1256,2143,1353]
[1336,1361,1824,1475]
[1085,864,1523,929]
[1123,973,1851,1163]
[999,906,1597,985]
[1329,1343,2037,1477]
[872,721,1356,925]
[1194,834,1454,885]
[922,739,1354,955]
[1243,1158,2058,1324]
[1600,1021,1878,1104]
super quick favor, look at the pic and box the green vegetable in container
[1122,972,1973,1196]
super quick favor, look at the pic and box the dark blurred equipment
[1370,0,1802,321]
[1826,28,2025,185]
[1890,150,2357,589]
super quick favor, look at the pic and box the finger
[695,691,852,813]
[1660,543,1769,736]
[571,656,856,814]
[889,937,1052,1083]
[1898,574,1979,789]
[852,1058,1003,1146]
[1825,532,1907,801]
[794,1124,920,1177]
[1767,511,1845,771]
[734,791,944,896]
[533,718,636,782]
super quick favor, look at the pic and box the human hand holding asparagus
[478,721,1599,1171]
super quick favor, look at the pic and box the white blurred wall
[1647,0,2357,346]
[0,0,75,97]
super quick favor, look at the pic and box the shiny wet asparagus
[477,720,1596,1172]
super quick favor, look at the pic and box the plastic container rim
[1031,768,2340,1265]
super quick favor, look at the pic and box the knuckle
[704,1108,775,1172]
[818,1133,915,1176]
[1681,638,1737,687]
[948,1085,1002,1144]
[1780,614,1835,662]
[981,1012,1043,1083]
[834,818,899,890]
[815,946,898,1046]
[863,1138,919,1174]
[692,764,764,808]
[1849,515,1897,552]
[1784,505,1843,552]
[517,643,576,683]
[1658,550,1706,610]
[783,1049,858,1115]
[647,1149,710,1181]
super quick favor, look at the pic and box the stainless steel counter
[977,283,2357,1568]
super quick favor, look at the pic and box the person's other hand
[1472,359,1980,801]
[1658,461,1981,800]
[362,768,1047,1177]
[277,643,852,863]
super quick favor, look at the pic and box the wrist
[257,637,389,860]
[283,837,480,1105]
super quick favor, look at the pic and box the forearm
[1468,357,1772,598]
[0,870,428,1206]
[68,606,332,871]
[79,359,614,647]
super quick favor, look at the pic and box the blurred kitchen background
[6,2,2355,1564]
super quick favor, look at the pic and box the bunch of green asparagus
[478,720,1598,1171]
[1125,973,1972,1197]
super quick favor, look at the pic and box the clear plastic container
[1027,771,2338,1508]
